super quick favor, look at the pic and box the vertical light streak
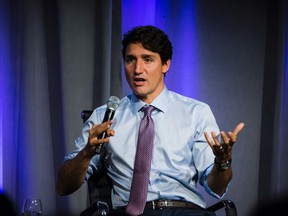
[0,0,9,189]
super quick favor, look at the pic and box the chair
[79,110,238,216]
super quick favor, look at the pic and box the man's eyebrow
[124,54,135,58]
[141,54,155,58]
[124,54,155,59]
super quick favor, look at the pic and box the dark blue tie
[126,106,155,216]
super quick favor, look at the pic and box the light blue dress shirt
[65,86,227,208]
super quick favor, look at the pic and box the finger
[212,131,221,145]
[233,122,245,136]
[89,130,113,146]
[204,131,211,143]
[90,121,113,137]
[212,132,225,151]
[228,122,245,142]
[227,131,236,143]
[220,131,229,144]
[204,131,214,148]
[106,129,115,137]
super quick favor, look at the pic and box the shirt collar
[130,85,169,114]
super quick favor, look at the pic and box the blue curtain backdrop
[1,0,288,215]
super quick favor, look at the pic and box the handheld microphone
[95,96,120,154]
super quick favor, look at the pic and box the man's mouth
[134,77,146,85]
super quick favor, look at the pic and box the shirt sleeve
[63,109,102,181]
[192,104,228,199]
[202,164,229,199]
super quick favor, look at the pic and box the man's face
[124,43,170,104]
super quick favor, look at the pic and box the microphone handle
[95,108,115,154]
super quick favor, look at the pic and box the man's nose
[134,60,144,73]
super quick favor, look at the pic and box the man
[57,25,244,216]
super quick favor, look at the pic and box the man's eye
[144,58,153,63]
[125,58,135,63]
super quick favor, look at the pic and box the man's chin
[133,90,148,100]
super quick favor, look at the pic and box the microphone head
[107,96,120,111]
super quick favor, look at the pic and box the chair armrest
[80,201,109,216]
[206,199,237,216]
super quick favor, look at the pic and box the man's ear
[162,59,171,75]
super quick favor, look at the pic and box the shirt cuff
[202,165,228,199]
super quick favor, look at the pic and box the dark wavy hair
[121,25,173,64]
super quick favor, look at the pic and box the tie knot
[142,105,155,117]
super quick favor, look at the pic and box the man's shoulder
[168,91,209,108]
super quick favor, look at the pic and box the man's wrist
[214,158,232,170]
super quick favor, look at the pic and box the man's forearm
[56,149,92,195]
[207,162,233,196]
